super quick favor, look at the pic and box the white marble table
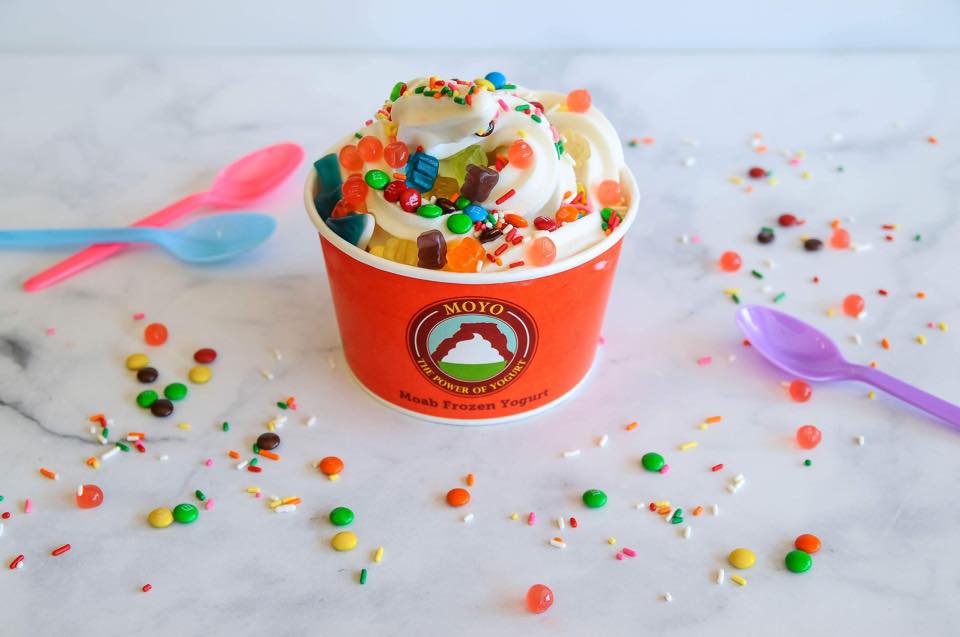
[0,53,958,636]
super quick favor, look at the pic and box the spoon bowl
[161,214,277,262]
[209,143,305,206]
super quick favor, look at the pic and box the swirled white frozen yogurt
[310,72,631,273]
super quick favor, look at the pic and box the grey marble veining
[0,53,959,636]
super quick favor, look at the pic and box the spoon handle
[852,365,960,428]
[0,227,161,248]
[23,192,209,292]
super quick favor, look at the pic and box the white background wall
[1,0,958,52]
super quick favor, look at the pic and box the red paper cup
[305,168,639,424]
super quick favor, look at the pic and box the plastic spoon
[0,214,276,263]
[736,305,960,428]
[23,142,303,291]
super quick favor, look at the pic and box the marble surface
[1,53,959,636]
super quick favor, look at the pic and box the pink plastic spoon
[23,142,303,292]
[737,305,960,428]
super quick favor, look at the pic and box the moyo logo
[407,297,537,396]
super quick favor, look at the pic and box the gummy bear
[555,205,579,223]
[438,144,488,184]
[405,151,439,193]
[445,237,485,272]
[369,236,418,265]
[428,176,459,200]
[417,230,447,269]
[313,154,344,221]
[460,164,499,203]
[384,141,409,168]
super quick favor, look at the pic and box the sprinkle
[916,335,927,345]
[466,473,475,487]
[258,449,280,461]
[142,584,152,592]
[697,356,713,366]
[556,517,565,529]
[359,568,368,585]
[682,526,692,539]
[597,434,609,448]
[274,504,296,513]
[773,292,786,304]
[374,546,384,563]
[711,463,724,472]
[731,575,747,586]
[851,333,862,345]
[549,537,566,549]
[705,416,722,424]
[236,460,250,470]
[569,517,578,528]
[659,464,670,474]
[463,513,474,523]
[607,536,617,545]
[939,322,948,332]
[868,391,876,399]
[716,568,725,584]
[712,504,720,516]
[495,189,516,205]
[928,135,938,144]
[259,369,275,380]
[881,338,891,350]
[527,512,536,526]
[9,554,24,570]
[133,312,146,320]
[626,421,638,431]
[39,468,59,480]
[100,447,120,461]
[562,449,581,458]
[508,260,525,269]
[51,544,71,556]
[679,441,698,451]
[178,422,191,430]
[663,592,673,603]
[751,269,763,279]
[622,547,637,558]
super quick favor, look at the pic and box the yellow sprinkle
[826,308,836,317]
[328,473,340,482]
[655,501,671,507]
[679,441,699,451]
[267,421,276,432]
[729,176,744,185]
[374,546,384,563]
[801,171,812,179]
[723,288,741,295]
[698,423,709,431]
[731,575,748,586]
[246,487,261,494]
[868,391,876,400]
[939,322,948,332]
[510,513,519,520]
[800,234,809,241]
[269,499,283,509]
[796,150,807,159]
[767,177,779,186]
[607,537,617,545]
[178,422,191,430]
[517,130,527,138]
[916,335,927,345]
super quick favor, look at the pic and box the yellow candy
[126,353,150,370]
[188,365,212,384]
[331,531,358,551]
[148,507,174,528]
[728,547,756,569]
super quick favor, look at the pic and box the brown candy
[478,227,503,244]
[150,399,174,417]
[435,197,458,215]
[136,367,158,383]
[417,230,447,269]
[257,432,280,450]
[460,164,499,203]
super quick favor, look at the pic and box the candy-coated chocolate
[728,548,756,569]
[331,531,358,551]
[148,508,174,528]
[126,353,150,370]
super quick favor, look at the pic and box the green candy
[164,383,188,401]
[455,197,471,210]
[785,550,813,573]
[582,489,608,509]
[389,81,405,102]
[136,390,158,408]
[417,204,443,219]
[329,506,355,527]
[438,144,487,184]
[172,503,199,524]
[641,452,665,472]
[446,213,473,234]
[364,169,390,190]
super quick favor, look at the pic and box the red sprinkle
[885,234,895,241]
[882,224,897,230]
[1,512,11,519]
[812,276,820,284]
[510,236,523,245]
[569,517,578,528]
[508,261,525,269]
[878,289,888,296]
[748,167,767,179]
[52,544,71,556]
[247,465,262,473]
[494,243,509,257]
[135,442,146,453]
[648,503,657,511]
[486,253,497,263]
[9,554,24,569]
[142,584,153,593]
[622,547,637,558]
[711,463,724,472]
[495,188,516,205]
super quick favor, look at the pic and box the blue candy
[484,71,506,89]
[313,154,343,222]
[463,204,487,223]
[326,213,374,250]
[405,151,439,193]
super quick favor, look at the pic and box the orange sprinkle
[916,291,926,299]
[692,505,703,517]
[127,432,145,439]
[39,467,58,480]
[881,338,890,350]
[754,145,768,153]
[87,413,105,423]
[641,137,655,144]
[657,506,671,515]
[928,136,938,144]
[830,219,841,229]
[392,173,406,181]
[705,416,722,424]
[281,497,301,505]
[466,473,475,487]
[228,451,240,459]
[258,449,280,461]
[870,361,878,368]
[626,421,638,431]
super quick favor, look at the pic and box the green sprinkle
[102,428,109,439]
[627,139,638,148]
[501,83,517,90]
[354,132,362,139]
[803,459,812,466]
[116,441,130,452]
[515,104,530,112]
[195,490,206,501]
[557,141,564,156]
[423,90,435,97]
[773,292,786,304]
[414,85,425,94]
[670,509,684,524]
[222,422,230,432]
[250,457,258,467]
[761,226,773,233]
[914,234,922,241]
[252,443,260,454]
[731,293,741,304]
[276,402,288,410]
[360,568,368,585]
[751,270,764,279]
[453,96,465,105]
[0,495,5,502]
[530,114,542,123]
[836,165,845,172]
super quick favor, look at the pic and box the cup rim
[304,163,640,284]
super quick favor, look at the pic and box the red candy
[843,294,865,318]
[526,237,556,267]
[533,216,558,231]
[525,584,554,613]
[719,251,742,272]
[144,323,168,346]
[789,380,812,403]
[830,227,851,249]
[508,139,534,169]
[357,136,383,162]
[778,213,798,227]
[748,167,767,179]
[193,348,217,364]
[383,141,409,168]
[338,145,363,172]
[596,179,622,206]
[383,180,406,203]
[398,187,421,213]
[75,484,104,509]
[565,89,591,113]
[796,425,822,449]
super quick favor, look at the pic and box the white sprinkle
[236,460,250,470]
[679,234,689,244]
[260,369,275,380]
[158,454,169,462]
[635,503,646,510]
[327,357,336,370]
[851,333,863,345]
[830,132,844,143]
[726,483,739,494]
[463,513,474,523]
[733,474,745,484]
[856,435,866,446]
[274,415,288,428]
[556,517,565,529]
[274,504,297,513]
[272,348,283,360]
[763,258,776,269]
[727,354,737,362]
[126,435,140,442]
[712,504,720,516]
[100,447,120,461]
[683,156,696,167]
[761,285,773,293]
[96,435,107,445]
[682,526,692,539]
[597,434,609,448]
[662,592,673,602]
[77,485,84,497]
[304,415,318,427]
[88,425,97,435]
[562,449,581,458]
[857,311,868,321]
[0,523,3,537]
[549,538,567,549]
[852,243,873,252]
[716,568,725,584]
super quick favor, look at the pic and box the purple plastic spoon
[736,305,960,428]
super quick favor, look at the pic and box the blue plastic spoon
[737,305,960,428]
[0,213,276,263]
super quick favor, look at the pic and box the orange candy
[144,323,168,346]
[504,213,528,228]
[596,179,622,206]
[527,237,557,267]
[719,251,742,272]
[830,227,851,249]
[795,533,821,553]
[357,136,383,162]
[565,89,592,113]
[446,488,470,507]
[843,294,864,318]
[555,205,580,223]
[508,139,534,169]
[338,145,364,171]
[383,141,409,168]
[445,237,485,273]
[318,456,344,476]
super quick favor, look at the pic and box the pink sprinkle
[549,125,560,142]
[788,158,801,165]
[690,235,701,243]
[497,99,508,112]
[659,464,670,474]
[928,322,936,328]
[132,312,145,320]
[598,335,606,345]
[24,499,32,514]
[254,492,262,499]
[204,499,215,510]
[622,547,637,558]
[616,552,624,560]
[204,458,213,467]
[697,356,713,366]
[527,512,536,526]
[45,328,55,336]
